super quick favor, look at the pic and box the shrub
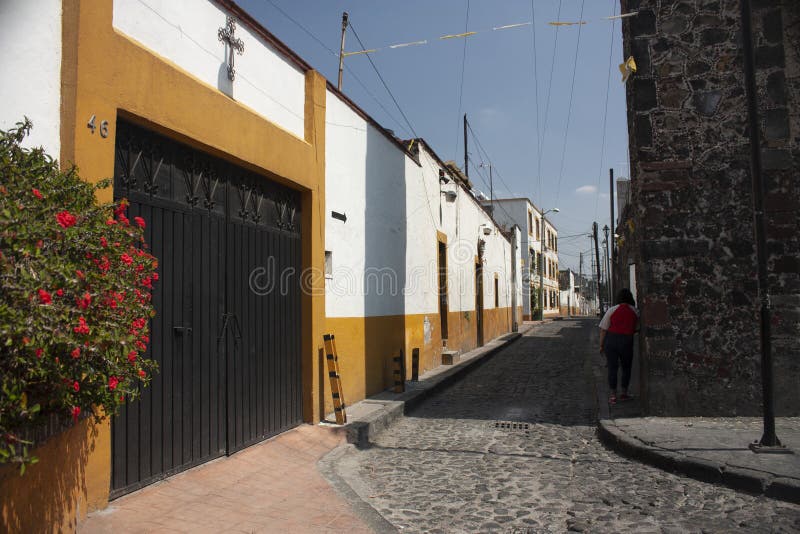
[0,119,158,472]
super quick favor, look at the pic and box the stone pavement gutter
[328,324,535,449]
[594,356,800,504]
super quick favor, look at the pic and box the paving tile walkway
[80,425,373,533]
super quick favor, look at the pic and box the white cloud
[575,185,597,195]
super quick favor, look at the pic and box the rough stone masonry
[620,0,799,416]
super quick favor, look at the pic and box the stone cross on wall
[218,16,244,81]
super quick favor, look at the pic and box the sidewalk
[81,327,533,533]
[593,351,800,504]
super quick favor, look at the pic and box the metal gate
[110,119,302,497]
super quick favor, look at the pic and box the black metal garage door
[110,119,302,497]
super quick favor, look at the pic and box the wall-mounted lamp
[443,190,457,202]
[438,169,450,185]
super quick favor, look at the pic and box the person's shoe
[609,394,617,405]
[618,393,631,402]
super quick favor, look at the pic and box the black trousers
[605,332,634,391]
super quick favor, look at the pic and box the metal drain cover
[494,421,530,432]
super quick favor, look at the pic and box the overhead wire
[594,0,617,220]
[530,0,541,206]
[554,0,586,208]
[453,0,471,158]
[348,21,419,138]
[263,0,411,136]
[536,0,563,210]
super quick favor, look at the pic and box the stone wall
[620,0,799,416]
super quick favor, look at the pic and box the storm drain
[493,421,530,436]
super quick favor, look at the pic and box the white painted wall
[324,91,520,320]
[0,0,62,155]
[113,0,305,139]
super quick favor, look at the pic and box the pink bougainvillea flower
[35,348,43,358]
[71,347,81,358]
[73,381,80,392]
[73,317,90,335]
[127,350,137,363]
[31,188,43,199]
[56,210,77,228]
[71,406,81,422]
[100,237,108,247]
[108,376,120,391]
[38,288,52,304]
[120,253,133,265]
[56,288,64,297]
[134,216,146,229]
[77,292,91,309]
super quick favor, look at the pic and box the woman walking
[599,288,639,405]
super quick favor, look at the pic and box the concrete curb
[597,419,800,504]
[342,329,528,448]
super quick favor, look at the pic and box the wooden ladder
[323,334,347,425]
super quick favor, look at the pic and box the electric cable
[536,0,563,210]
[554,0,586,208]
[453,0,471,158]
[595,0,617,220]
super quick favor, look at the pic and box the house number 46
[87,115,109,138]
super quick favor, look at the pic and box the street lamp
[537,207,559,320]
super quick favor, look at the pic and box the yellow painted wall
[0,415,108,532]
[0,1,327,530]
[323,307,514,415]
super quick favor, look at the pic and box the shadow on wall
[363,126,406,397]
[0,416,101,532]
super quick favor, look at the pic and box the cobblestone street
[327,320,800,533]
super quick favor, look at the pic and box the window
[528,210,533,235]
[536,219,540,240]
[494,277,499,308]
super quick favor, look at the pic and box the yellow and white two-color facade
[0,0,521,530]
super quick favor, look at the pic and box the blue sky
[238,0,629,271]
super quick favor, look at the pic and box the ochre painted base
[1,414,109,533]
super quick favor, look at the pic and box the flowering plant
[0,119,158,471]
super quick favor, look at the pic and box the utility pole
[609,168,615,298]
[337,12,349,91]
[603,224,611,306]
[464,114,469,180]
[740,0,783,451]
[593,222,602,313]
[579,252,583,316]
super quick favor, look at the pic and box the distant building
[482,199,559,319]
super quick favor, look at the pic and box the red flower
[100,237,108,247]
[32,188,43,199]
[73,317,90,335]
[132,317,147,330]
[71,406,81,422]
[36,239,43,249]
[140,335,149,344]
[38,289,52,304]
[135,340,146,351]
[56,288,64,297]
[56,210,77,228]
[127,350,137,363]
[114,201,128,217]
[108,376,120,391]
[35,348,43,358]
[134,216,146,229]
[76,270,85,279]
[141,276,153,289]
[118,214,130,226]
[22,337,30,345]
[77,292,91,309]
[152,272,159,281]
[73,381,80,392]
[71,347,81,358]
[138,370,146,378]
[120,253,133,265]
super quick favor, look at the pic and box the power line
[348,21,419,138]
[595,0,617,220]
[263,0,411,136]
[530,0,541,206]
[536,0,563,208]
[554,0,586,208]
[453,0,471,158]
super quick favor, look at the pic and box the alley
[328,320,800,533]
